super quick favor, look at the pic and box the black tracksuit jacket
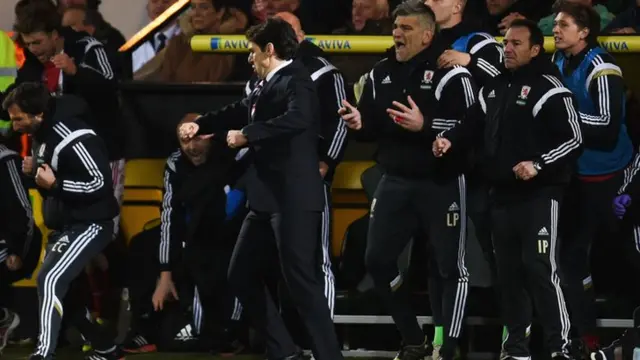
[442,55,584,203]
[354,37,478,180]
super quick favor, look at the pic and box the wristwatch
[533,161,542,171]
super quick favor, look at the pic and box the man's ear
[422,29,434,46]
[266,42,275,56]
[531,44,541,57]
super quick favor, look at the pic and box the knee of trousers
[37,266,49,290]
[365,250,398,285]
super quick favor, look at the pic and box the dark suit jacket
[195,60,324,213]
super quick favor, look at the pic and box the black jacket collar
[559,43,598,74]
[296,40,325,59]
[439,21,481,47]
[34,97,58,143]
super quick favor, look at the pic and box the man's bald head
[274,11,305,42]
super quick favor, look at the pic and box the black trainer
[394,339,430,360]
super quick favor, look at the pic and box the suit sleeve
[158,158,185,272]
[50,135,113,202]
[578,61,625,150]
[68,39,116,86]
[432,67,477,147]
[195,97,250,135]
[351,69,378,142]
[532,89,583,173]
[317,70,349,169]
[466,36,505,86]
[0,157,34,259]
[241,76,316,144]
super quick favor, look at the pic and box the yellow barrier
[191,35,640,53]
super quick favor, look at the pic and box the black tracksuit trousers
[33,221,115,359]
[365,174,469,359]
[560,175,622,338]
[492,192,571,357]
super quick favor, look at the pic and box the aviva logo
[305,37,352,50]
[210,37,250,50]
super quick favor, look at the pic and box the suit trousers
[365,174,469,359]
[492,194,571,357]
[227,209,343,360]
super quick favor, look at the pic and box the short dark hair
[2,82,51,115]
[14,0,62,35]
[393,0,437,32]
[509,19,545,49]
[553,1,600,44]
[245,17,299,60]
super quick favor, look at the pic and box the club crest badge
[517,85,531,105]
[421,70,434,89]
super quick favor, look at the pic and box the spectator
[62,6,126,76]
[538,0,614,35]
[604,0,640,33]
[132,0,181,73]
[56,0,102,11]
[251,0,347,33]
[482,0,552,35]
[331,0,392,83]
[152,0,247,83]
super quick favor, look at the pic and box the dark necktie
[251,80,265,118]
[155,33,167,53]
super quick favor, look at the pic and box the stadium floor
[1,349,386,360]
[1,348,266,359]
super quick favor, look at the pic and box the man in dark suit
[178,17,343,360]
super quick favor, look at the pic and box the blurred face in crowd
[189,0,224,32]
[553,12,589,54]
[248,41,278,79]
[253,0,299,20]
[62,8,95,35]
[424,0,464,27]
[7,105,43,134]
[564,0,592,5]
[275,12,305,42]
[392,14,433,62]
[352,0,377,31]
[21,31,61,64]
[147,0,177,20]
[485,0,515,16]
[503,26,540,70]
[58,0,87,10]
[179,131,212,166]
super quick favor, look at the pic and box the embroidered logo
[517,85,531,105]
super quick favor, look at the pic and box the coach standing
[434,20,581,360]
[178,18,343,360]
[339,1,476,359]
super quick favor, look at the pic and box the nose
[504,43,514,54]
[552,25,560,35]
